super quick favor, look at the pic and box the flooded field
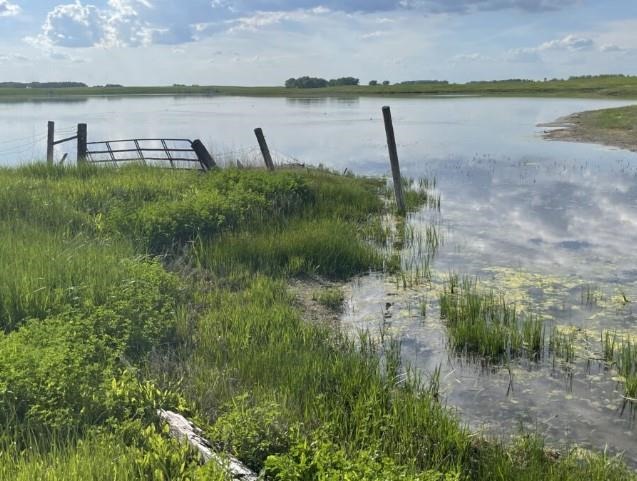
[3,94,637,463]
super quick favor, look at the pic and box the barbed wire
[0,134,48,157]
[0,132,48,146]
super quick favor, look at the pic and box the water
[2,94,637,462]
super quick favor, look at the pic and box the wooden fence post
[254,128,275,171]
[192,139,216,170]
[47,121,55,165]
[77,123,87,164]
[382,106,406,215]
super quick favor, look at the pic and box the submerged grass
[0,163,634,480]
[549,327,577,364]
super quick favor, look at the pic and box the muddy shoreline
[540,110,637,152]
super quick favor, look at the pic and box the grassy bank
[544,104,637,151]
[4,76,637,100]
[0,164,634,480]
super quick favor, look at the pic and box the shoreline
[541,105,637,152]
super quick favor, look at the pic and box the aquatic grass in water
[600,331,637,410]
[439,276,544,362]
[549,327,577,364]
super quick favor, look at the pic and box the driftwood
[158,409,259,481]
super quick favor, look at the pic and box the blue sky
[0,0,636,85]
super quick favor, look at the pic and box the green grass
[549,327,577,364]
[313,287,346,311]
[0,163,634,480]
[0,428,230,481]
[4,75,637,99]
[439,276,544,362]
[576,105,637,130]
[602,332,637,405]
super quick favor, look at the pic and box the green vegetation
[284,76,360,88]
[544,103,637,153]
[573,104,637,130]
[4,75,637,100]
[549,327,577,364]
[602,331,637,406]
[439,276,544,362]
[0,163,633,480]
[312,287,346,311]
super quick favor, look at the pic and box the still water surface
[2,95,637,462]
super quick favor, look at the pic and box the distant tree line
[568,74,634,80]
[285,76,360,88]
[397,80,449,85]
[368,80,391,86]
[0,82,88,89]
[464,75,636,85]
[466,79,534,84]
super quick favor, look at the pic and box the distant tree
[398,80,449,85]
[382,80,390,86]
[0,82,88,89]
[328,77,359,87]
[369,80,378,86]
[285,76,361,88]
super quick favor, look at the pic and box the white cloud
[227,8,330,33]
[0,0,20,17]
[600,44,622,52]
[0,52,28,62]
[452,52,492,62]
[361,30,389,39]
[399,0,578,13]
[505,47,541,63]
[539,34,594,51]
[27,0,164,49]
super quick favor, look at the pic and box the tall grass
[602,331,637,407]
[0,222,135,331]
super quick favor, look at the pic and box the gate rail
[46,121,215,170]
[86,138,214,170]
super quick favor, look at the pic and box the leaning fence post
[192,139,216,170]
[77,123,87,164]
[254,128,275,171]
[382,106,406,215]
[47,121,55,165]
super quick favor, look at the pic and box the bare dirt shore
[540,108,637,152]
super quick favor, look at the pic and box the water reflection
[285,96,360,107]
[344,138,637,463]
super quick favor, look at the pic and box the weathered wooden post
[47,121,55,165]
[382,106,406,215]
[77,123,87,164]
[254,128,275,171]
[192,139,216,170]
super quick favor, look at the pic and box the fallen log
[158,409,259,481]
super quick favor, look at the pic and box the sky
[0,0,636,86]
